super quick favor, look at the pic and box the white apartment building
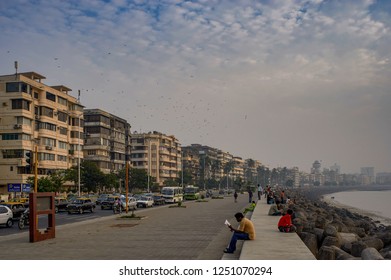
[0,72,83,195]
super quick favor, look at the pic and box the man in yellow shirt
[224,212,255,254]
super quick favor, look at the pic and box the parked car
[54,197,69,213]
[66,198,95,214]
[136,196,154,208]
[0,205,13,228]
[0,202,25,219]
[153,195,165,205]
[100,196,119,210]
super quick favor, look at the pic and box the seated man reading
[224,212,255,254]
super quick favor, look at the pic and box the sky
[1,0,390,174]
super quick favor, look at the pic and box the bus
[161,187,183,203]
[183,185,200,200]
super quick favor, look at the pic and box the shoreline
[322,193,391,227]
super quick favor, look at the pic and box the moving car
[136,196,154,208]
[66,198,95,214]
[0,205,13,228]
[153,195,165,205]
[100,196,119,210]
[54,197,69,213]
[96,194,110,205]
[0,202,25,219]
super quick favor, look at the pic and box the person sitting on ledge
[224,212,256,254]
[243,201,256,214]
[277,209,296,233]
[268,202,283,216]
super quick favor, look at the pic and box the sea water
[325,190,391,221]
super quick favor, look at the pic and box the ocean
[324,190,391,224]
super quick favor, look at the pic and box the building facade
[0,72,83,195]
[83,109,131,174]
[130,131,181,187]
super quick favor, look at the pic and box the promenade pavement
[238,198,316,260]
[0,193,250,260]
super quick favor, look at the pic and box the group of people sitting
[223,190,297,254]
[267,190,297,233]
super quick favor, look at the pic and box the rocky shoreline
[285,185,391,260]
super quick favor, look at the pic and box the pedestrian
[257,184,262,200]
[248,189,253,203]
[234,191,238,203]
[224,212,256,254]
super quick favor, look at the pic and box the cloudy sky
[1,0,390,174]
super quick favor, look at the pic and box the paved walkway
[0,194,316,260]
[0,194,249,260]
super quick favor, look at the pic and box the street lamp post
[77,113,81,196]
[181,150,184,188]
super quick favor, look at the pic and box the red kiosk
[29,192,56,242]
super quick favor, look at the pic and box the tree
[81,161,104,193]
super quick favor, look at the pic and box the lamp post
[77,113,82,196]
[146,138,150,193]
[199,151,205,190]
[181,150,184,188]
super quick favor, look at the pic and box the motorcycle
[113,202,123,214]
[18,208,30,230]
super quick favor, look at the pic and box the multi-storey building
[130,131,181,187]
[232,156,245,181]
[217,149,233,181]
[0,72,83,195]
[83,109,131,174]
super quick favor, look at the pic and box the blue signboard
[7,183,31,192]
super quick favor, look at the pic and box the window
[34,92,39,99]
[36,122,56,132]
[58,126,67,135]
[57,155,67,162]
[70,131,83,138]
[40,137,56,147]
[58,96,67,106]
[40,106,54,117]
[58,141,68,149]
[57,111,68,122]
[46,92,56,102]
[16,116,32,126]
[1,133,31,140]
[6,82,29,93]
[2,149,24,158]
[88,150,96,155]
[39,153,55,161]
[11,99,30,110]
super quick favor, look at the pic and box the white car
[115,197,137,211]
[136,196,154,208]
[0,205,14,228]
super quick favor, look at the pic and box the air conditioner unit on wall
[14,124,22,129]
[45,146,53,150]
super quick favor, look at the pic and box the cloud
[1,0,391,173]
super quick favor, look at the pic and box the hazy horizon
[1,0,390,174]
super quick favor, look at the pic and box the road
[0,193,251,260]
[0,204,150,236]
